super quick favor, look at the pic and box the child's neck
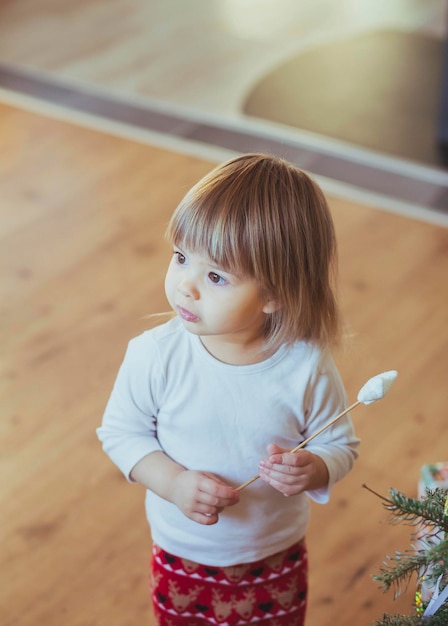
[200,335,274,365]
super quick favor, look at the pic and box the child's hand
[170,470,239,525]
[258,443,329,496]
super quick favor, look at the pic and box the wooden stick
[235,400,361,492]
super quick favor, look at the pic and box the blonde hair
[166,153,341,351]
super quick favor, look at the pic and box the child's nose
[177,277,200,299]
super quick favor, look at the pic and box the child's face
[165,246,276,360]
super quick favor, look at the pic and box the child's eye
[208,272,227,285]
[174,251,187,265]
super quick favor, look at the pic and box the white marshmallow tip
[357,370,398,405]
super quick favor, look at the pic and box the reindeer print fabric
[150,540,307,625]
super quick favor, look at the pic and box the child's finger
[277,450,313,468]
[198,473,240,505]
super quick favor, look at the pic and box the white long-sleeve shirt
[97,317,359,566]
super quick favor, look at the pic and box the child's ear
[262,298,281,314]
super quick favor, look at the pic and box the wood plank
[1,103,447,625]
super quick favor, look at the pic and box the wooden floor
[1,102,448,626]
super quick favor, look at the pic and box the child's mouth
[178,306,199,322]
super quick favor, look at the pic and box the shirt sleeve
[302,352,360,504]
[96,333,164,480]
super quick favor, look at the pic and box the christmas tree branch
[374,606,448,626]
[374,539,448,594]
[374,549,430,596]
[365,485,448,624]
[383,488,448,533]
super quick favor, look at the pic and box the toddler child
[97,153,360,625]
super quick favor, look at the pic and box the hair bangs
[166,188,254,278]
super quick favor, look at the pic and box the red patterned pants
[150,539,308,625]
